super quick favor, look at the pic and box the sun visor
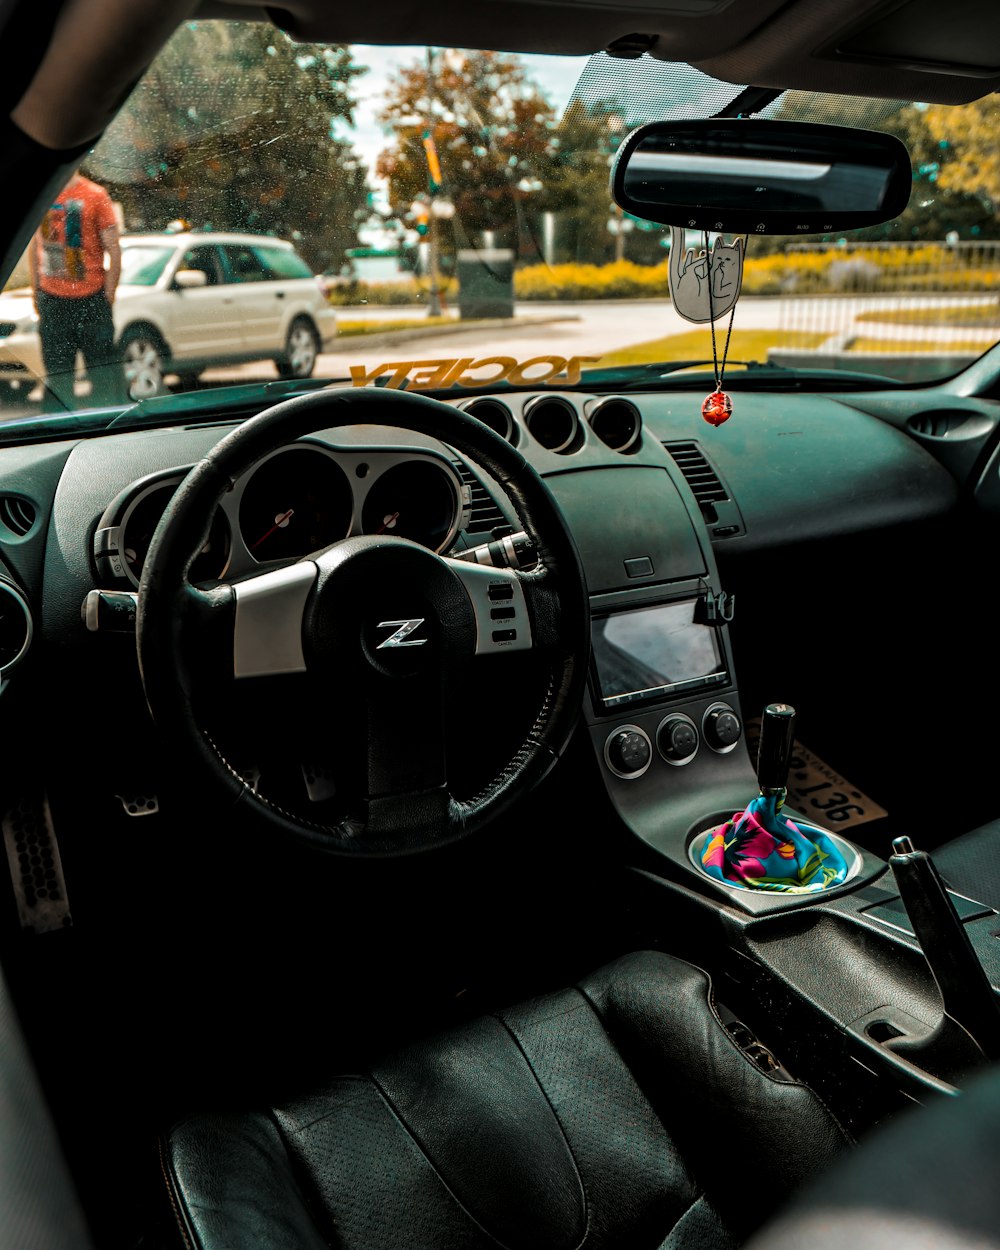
[229,0,1000,103]
[691,0,1000,104]
[250,0,788,59]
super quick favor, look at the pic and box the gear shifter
[698,702,852,893]
[884,836,1000,1075]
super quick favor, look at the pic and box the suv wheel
[277,317,320,379]
[121,327,169,400]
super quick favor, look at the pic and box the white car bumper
[0,327,43,383]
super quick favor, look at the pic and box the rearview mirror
[610,118,911,236]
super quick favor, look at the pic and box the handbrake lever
[885,835,1000,1074]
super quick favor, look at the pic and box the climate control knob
[604,727,652,778]
[657,714,698,763]
[704,704,742,752]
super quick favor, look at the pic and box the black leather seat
[935,819,1000,911]
[744,1058,1000,1250]
[157,951,849,1249]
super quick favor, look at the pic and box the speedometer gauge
[360,460,462,552]
[239,447,353,562]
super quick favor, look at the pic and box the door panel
[222,244,285,352]
[165,246,245,362]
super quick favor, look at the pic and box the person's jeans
[37,290,125,412]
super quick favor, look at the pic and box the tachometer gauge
[360,460,462,552]
[119,482,230,585]
[239,446,352,562]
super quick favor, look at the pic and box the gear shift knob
[756,702,796,794]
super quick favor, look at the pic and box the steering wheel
[136,386,590,856]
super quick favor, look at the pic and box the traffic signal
[410,199,430,236]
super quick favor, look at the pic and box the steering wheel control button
[449,561,531,655]
[656,714,699,765]
[604,726,653,779]
[703,703,743,753]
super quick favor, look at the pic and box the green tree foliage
[863,100,997,242]
[375,50,556,260]
[770,92,998,244]
[376,51,640,266]
[90,22,370,272]
[923,97,1000,217]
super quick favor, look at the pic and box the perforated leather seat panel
[159,951,849,1250]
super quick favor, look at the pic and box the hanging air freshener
[701,390,733,427]
[667,228,744,324]
[666,226,746,428]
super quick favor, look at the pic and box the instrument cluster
[93,441,471,588]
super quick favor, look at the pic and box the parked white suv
[0,231,338,402]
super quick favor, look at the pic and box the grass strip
[849,336,990,354]
[336,316,461,336]
[600,329,828,368]
[854,302,1000,329]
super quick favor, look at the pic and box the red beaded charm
[701,390,733,427]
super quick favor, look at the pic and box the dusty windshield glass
[1,21,999,417]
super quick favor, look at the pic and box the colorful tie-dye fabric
[700,792,850,893]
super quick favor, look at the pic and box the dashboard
[0,377,995,893]
[0,378,978,677]
[0,371,993,947]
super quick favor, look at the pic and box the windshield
[3,21,999,419]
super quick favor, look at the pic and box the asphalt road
[201,293,1000,385]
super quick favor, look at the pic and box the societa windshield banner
[349,354,602,390]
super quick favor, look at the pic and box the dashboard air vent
[588,398,642,453]
[0,495,36,537]
[907,410,976,439]
[663,441,729,507]
[0,580,32,671]
[453,460,506,535]
[460,397,518,445]
[523,396,582,454]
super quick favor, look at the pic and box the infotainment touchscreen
[591,600,727,710]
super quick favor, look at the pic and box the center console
[544,455,882,913]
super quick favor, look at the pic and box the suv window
[223,245,271,283]
[179,245,223,286]
[253,245,313,281]
[119,245,175,286]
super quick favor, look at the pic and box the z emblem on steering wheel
[375,618,428,649]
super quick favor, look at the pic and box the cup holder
[687,813,863,893]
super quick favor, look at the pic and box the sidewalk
[328,312,579,352]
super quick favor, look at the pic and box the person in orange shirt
[29,169,124,411]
